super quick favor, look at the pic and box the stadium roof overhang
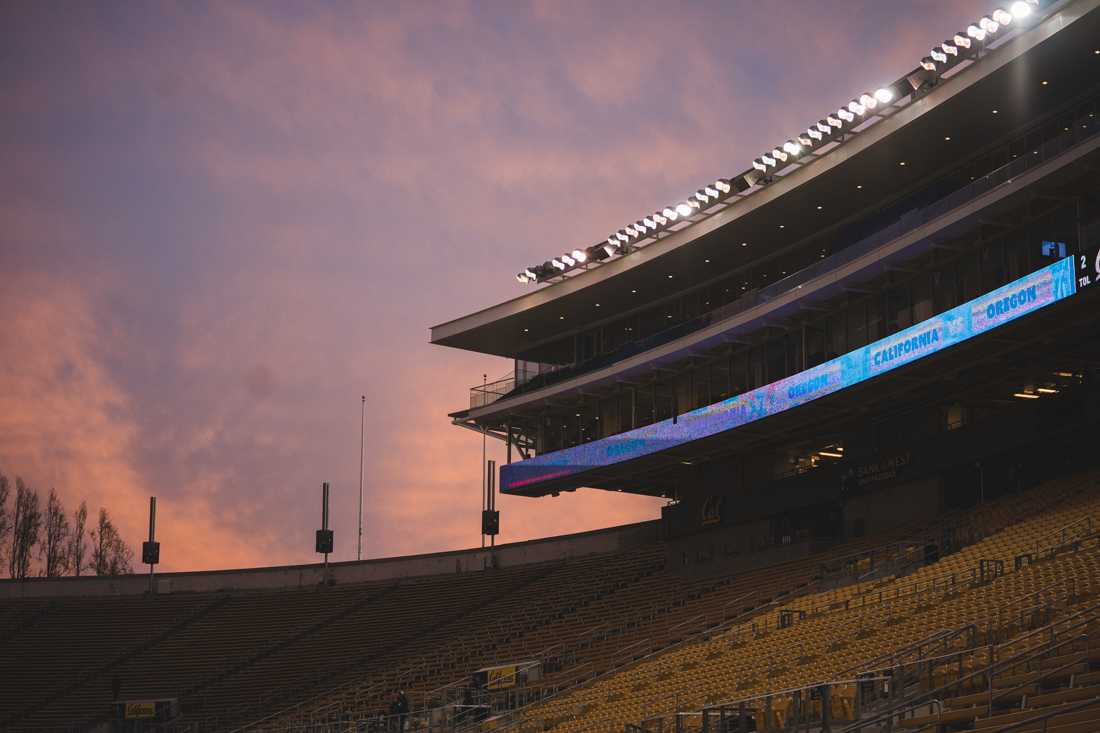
[453,133,1100,424]
[507,284,1100,498]
[430,0,1100,359]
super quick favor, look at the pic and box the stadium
[4,0,1100,731]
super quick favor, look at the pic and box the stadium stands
[3,468,1099,732]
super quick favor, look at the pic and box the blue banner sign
[501,258,1078,493]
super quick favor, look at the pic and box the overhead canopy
[429,0,1100,359]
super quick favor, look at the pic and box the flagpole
[358,394,365,562]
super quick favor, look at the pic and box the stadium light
[516,273,529,283]
[514,0,1047,284]
[1013,392,1039,399]
[1010,1,1034,19]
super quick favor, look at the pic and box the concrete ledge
[0,520,660,599]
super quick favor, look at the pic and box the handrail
[986,696,1100,733]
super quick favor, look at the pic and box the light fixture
[653,213,668,225]
[561,254,575,266]
[920,57,938,72]
[1010,1,1033,19]
[704,186,720,198]
[953,34,972,49]
[856,184,862,189]
[807,128,823,141]
[992,8,1013,26]
[616,232,629,243]
[818,451,844,459]
[826,115,842,128]
[715,179,731,194]
[516,273,529,283]
[944,136,951,141]
[837,108,855,123]
[1036,387,1058,394]
[525,269,537,280]
[675,203,693,217]
[741,242,748,247]
[551,259,565,270]
[930,48,948,64]
[979,16,1000,35]
[695,191,710,203]
[571,249,587,263]
[967,24,986,41]
[992,109,998,114]
[642,217,656,229]
[1013,392,1039,400]
[761,154,777,167]
[941,41,958,56]
[816,121,831,134]
[1041,80,1048,86]
[595,302,600,307]
[667,274,673,279]
[603,244,617,257]
[899,161,907,166]
[782,140,801,156]
[662,207,679,221]
[523,328,529,333]
[816,205,823,210]
[771,148,788,162]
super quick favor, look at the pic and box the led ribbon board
[501,257,1077,493]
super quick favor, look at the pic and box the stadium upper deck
[431,0,1100,498]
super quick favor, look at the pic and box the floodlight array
[515,0,1040,285]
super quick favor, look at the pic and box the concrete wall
[0,520,661,600]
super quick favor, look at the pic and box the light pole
[358,395,365,562]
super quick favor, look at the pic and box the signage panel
[501,258,1077,493]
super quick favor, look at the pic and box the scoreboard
[1078,244,1100,290]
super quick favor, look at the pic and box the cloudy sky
[0,0,990,571]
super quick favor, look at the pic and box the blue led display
[501,257,1078,493]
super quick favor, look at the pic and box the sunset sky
[1,0,991,571]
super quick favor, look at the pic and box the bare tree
[9,478,43,580]
[39,489,70,577]
[68,500,89,577]
[0,472,11,575]
[92,508,133,576]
